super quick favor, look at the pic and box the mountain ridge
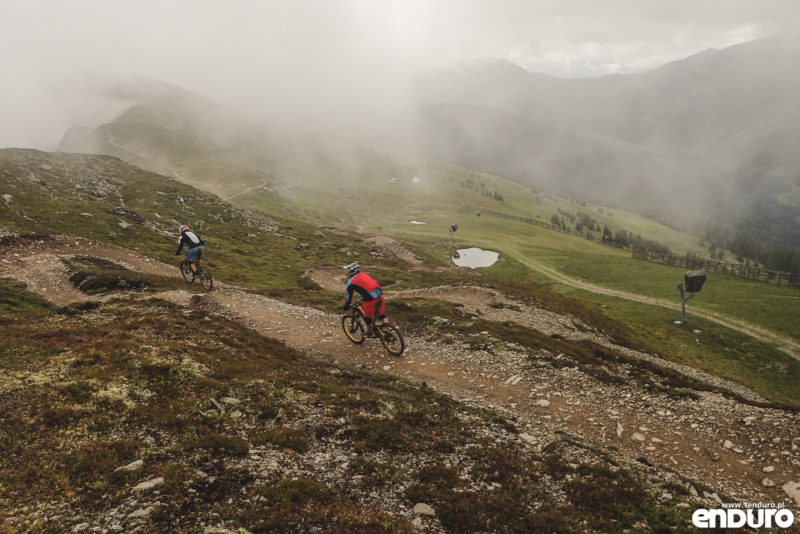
[55,36,800,271]
[414,37,800,259]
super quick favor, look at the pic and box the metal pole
[677,283,688,324]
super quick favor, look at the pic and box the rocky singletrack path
[0,235,174,306]
[2,234,799,511]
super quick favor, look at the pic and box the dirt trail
[504,247,800,360]
[1,235,174,306]
[306,269,767,403]
[2,235,799,510]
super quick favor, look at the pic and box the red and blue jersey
[345,272,383,306]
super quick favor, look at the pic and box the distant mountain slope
[55,80,719,259]
[414,37,800,253]
[58,79,396,209]
[55,39,800,268]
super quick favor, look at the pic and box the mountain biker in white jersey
[175,225,205,281]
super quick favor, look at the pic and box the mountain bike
[179,255,213,291]
[342,299,405,356]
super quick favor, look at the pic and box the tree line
[704,225,800,276]
[550,209,670,255]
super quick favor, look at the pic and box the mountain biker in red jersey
[174,225,205,281]
[343,262,385,337]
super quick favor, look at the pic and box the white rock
[534,399,550,407]
[115,459,143,472]
[762,477,776,488]
[632,433,646,442]
[519,433,536,445]
[413,503,435,516]
[723,440,734,449]
[783,481,800,507]
[133,477,164,491]
[763,466,775,473]
[128,507,152,519]
[616,422,624,438]
[220,397,240,405]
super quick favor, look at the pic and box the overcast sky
[2,0,799,149]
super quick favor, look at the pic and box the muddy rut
[2,234,799,511]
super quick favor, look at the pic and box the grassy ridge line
[505,246,800,361]
[0,149,386,297]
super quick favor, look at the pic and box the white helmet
[344,262,360,277]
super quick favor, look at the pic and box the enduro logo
[692,506,794,529]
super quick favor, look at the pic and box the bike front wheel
[199,268,213,291]
[342,315,365,344]
[179,260,192,282]
[378,323,405,356]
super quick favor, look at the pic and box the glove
[175,251,182,256]
[342,304,349,311]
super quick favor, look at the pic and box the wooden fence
[633,250,799,288]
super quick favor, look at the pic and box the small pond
[452,247,499,268]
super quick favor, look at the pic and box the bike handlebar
[345,299,364,311]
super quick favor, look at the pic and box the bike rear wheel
[199,268,213,291]
[342,315,365,344]
[378,323,405,356]
[179,260,192,282]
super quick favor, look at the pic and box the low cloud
[1,0,798,149]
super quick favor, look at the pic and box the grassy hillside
[233,156,718,259]
[310,158,798,338]
[3,148,798,407]
[0,149,381,301]
[1,275,703,532]
[374,204,800,399]
[253,158,799,404]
